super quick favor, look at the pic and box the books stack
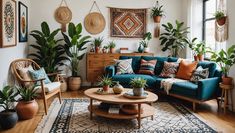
[108,105,120,114]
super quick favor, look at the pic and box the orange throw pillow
[176,60,198,80]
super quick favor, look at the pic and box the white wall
[0,0,30,88]
[29,0,185,85]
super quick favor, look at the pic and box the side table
[219,83,234,113]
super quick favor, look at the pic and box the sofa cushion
[190,66,209,83]
[119,56,141,73]
[29,68,51,86]
[176,60,198,80]
[142,56,168,75]
[159,61,179,78]
[197,61,217,78]
[171,82,198,98]
[112,74,156,88]
[138,59,157,75]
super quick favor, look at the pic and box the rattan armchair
[11,59,62,115]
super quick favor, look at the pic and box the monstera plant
[160,20,189,57]
[29,22,68,73]
[62,22,91,90]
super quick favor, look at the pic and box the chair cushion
[18,65,34,87]
[35,82,61,93]
[119,56,141,73]
[197,61,217,78]
[29,68,51,85]
[190,66,209,83]
[115,59,134,75]
[142,56,168,75]
[138,59,157,75]
[176,60,198,80]
[171,82,198,98]
[159,61,179,78]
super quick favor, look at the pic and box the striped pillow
[159,61,179,78]
[138,59,157,75]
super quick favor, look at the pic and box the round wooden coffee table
[84,88,158,128]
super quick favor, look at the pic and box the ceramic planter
[0,110,18,129]
[222,76,233,85]
[103,85,109,92]
[216,17,227,26]
[113,82,124,94]
[197,54,204,61]
[110,48,115,53]
[95,47,100,53]
[153,16,162,23]
[68,76,82,91]
[133,88,144,96]
[16,100,39,120]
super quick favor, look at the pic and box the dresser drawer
[104,60,116,66]
[88,55,103,61]
[88,60,104,68]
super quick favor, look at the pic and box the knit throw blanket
[160,78,188,94]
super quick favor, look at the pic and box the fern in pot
[130,78,147,96]
[98,76,113,92]
[0,86,18,129]
[62,22,91,90]
[16,86,38,120]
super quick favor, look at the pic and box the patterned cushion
[115,59,134,75]
[159,61,179,78]
[138,59,157,75]
[29,68,51,85]
[18,65,34,87]
[190,66,209,83]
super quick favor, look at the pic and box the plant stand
[218,83,234,113]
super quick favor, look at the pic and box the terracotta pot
[153,16,162,23]
[110,48,115,53]
[102,49,106,53]
[103,85,109,92]
[197,54,204,61]
[95,47,100,53]
[68,76,82,91]
[222,76,233,85]
[217,17,227,26]
[16,100,38,120]
[0,110,18,129]
[194,55,199,61]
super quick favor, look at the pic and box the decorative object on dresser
[18,1,28,42]
[110,7,147,38]
[86,53,153,84]
[54,0,72,32]
[93,37,104,53]
[62,22,91,90]
[0,0,17,48]
[84,1,105,35]
[108,41,116,53]
[139,32,152,53]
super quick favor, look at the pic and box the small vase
[113,82,124,94]
[138,44,144,53]
[133,88,144,96]
[103,85,109,92]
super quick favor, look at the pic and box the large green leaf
[76,23,82,35]
[48,29,60,42]
[68,23,76,38]
[41,22,50,37]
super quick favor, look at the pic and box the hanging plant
[214,11,227,26]
[151,1,164,23]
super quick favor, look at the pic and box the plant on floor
[29,21,69,73]
[93,37,104,53]
[210,45,235,85]
[130,78,147,96]
[62,22,91,90]
[0,86,18,129]
[108,41,116,53]
[16,87,39,120]
[139,32,152,53]
[160,20,189,57]
[214,11,226,26]
[151,3,164,23]
[98,76,113,92]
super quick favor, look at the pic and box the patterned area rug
[35,99,217,133]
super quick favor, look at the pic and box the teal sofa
[105,56,221,111]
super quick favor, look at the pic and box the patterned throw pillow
[138,59,157,75]
[18,65,34,87]
[190,66,209,83]
[159,61,179,78]
[29,68,51,85]
[115,59,134,75]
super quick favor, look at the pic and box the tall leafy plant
[62,23,91,77]
[160,20,189,57]
[28,22,68,73]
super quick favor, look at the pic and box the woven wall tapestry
[110,8,146,38]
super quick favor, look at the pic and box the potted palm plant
[62,22,91,90]
[214,11,227,26]
[98,76,113,92]
[210,45,235,85]
[130,78,147,96]
[0,86,18,129]
[94,37,104,53]
[151,5,164,23]
[108,41,116,53]
[16,86,38,120]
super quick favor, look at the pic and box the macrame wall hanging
[54,0,72,32]
[84,1,106,35]
[215,0,228,42]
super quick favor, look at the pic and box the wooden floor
[1,88,235,133]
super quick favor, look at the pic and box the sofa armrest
[197,77,220,100]
[105,65,116,77]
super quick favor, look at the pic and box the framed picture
[18,1,28,42]
[0,0,17,48]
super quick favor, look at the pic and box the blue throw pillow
[29,68,51,85]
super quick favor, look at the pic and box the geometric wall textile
[0,0,17,48]
[18,1,28,42]
[110,8,146,38]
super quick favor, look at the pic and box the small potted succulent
[151,4,164,23]
[210,45,235,85]
[139,32,152,53]
[214,11,227,26]
[130,78,147,96]
[0,86,18,129]
[16,86,38,120]
[108,41,116,53]
[94,37,104,53]
[98,76,113,92]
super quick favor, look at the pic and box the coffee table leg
[90,99,93,120]
[138,104,141,129]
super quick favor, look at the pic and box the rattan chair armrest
[21,78,46,83]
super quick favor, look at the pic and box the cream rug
[35,98,217,133]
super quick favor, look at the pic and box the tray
[95,89,114,95]
[123,91,148,99]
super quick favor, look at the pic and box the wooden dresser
[86,53,153,84]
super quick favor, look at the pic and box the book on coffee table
[108,105,120,114]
